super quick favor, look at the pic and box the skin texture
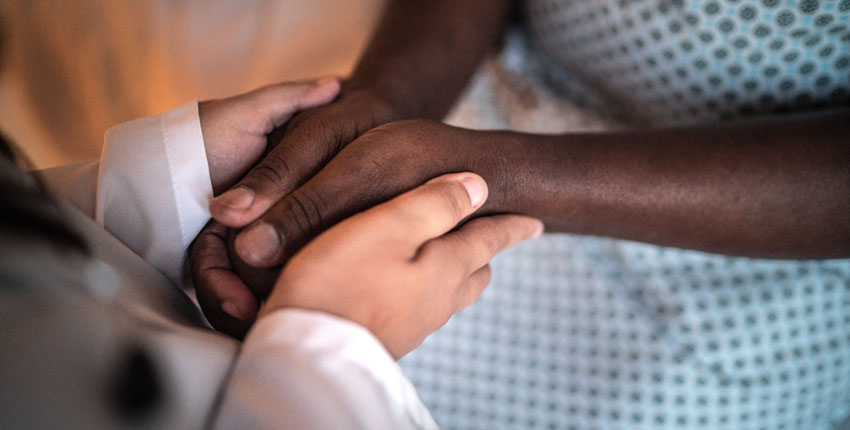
[190,77,545,343]
[198,78,341,194]
[192,0,850,338]
[506,110,850,259]
[214,113,850,295]
[263,113,850,257]
[193,0,515,337]
[207,0,514,228]
[191,78,343,336]
[261,173,542,359]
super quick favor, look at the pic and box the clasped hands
[191,78,541,358]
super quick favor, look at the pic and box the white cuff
[95,101,212,285]
[215,309,438,430]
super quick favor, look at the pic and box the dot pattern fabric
[399,1,850,429]
[522,0,850,125]
[402,237,850,430]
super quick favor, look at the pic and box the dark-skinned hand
[190,84,426,338]
[193,119,521,338]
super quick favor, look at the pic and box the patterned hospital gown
[399,1,850,429]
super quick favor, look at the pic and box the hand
[198,78,341,194]
[206,85,408,222]
[223,119,491,267]
[191,115,497,337]
[189,78,342,337]
[200,120,523,334]
[192,86,411,338]
[261,172,542,358]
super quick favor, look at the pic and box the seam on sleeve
[160,114,191,257]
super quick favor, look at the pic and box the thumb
[240,77,341,134]
[228,148,481,267]
[373,172,489,247]
[201,78,339,195]
[209,78,348,228]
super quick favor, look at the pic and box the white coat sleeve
[41,101,210,285]
[214,309,439,430]
[37,101,211,285]
[39,103,438,429]
[94,101,212,285]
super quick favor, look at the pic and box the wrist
[473,131,607,234]
[463,129,536,216]
[340,78,426,121]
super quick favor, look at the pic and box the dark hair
[0,131,89,254]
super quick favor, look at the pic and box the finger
[456,264,492,312]
[226,228,282,297]
[209,79,341,227]
[381,172,490,247]
[232,171,486,268]
[242,77,341,133]
[190,221,259,339]
[417,214,543,276]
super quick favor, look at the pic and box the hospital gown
[400,1,850,429]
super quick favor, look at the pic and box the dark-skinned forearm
[479,110,850,259]
[347,0,514,119]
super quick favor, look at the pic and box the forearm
[347,0,514,119]
[483,110,850,259]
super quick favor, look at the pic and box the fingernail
[531,222,545,238]
[215,187,254,210]
[238,222,282,265]
[461,176,486,207]
[222,300,247,320]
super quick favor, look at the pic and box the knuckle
[437,182,470,221]
[473,218,510,256]
[292,111,331,138]
[357,119,433,153]
[492,223,513,254]
[250,155,290,187]
[362,119,432,149]
[332,149,401,198]
[352,125,399,154]
[280,190,327,244]
[479,233,502,258]
[190,245,217,266]
[189,229,223,264]
[288,112,356,163]
[333,142,387,175]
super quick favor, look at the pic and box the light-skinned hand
[260,172,542,359]
[198,78,341,194]
[196,119,534,337]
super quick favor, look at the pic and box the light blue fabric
[522,0,850,125]
[400,1,850,429]
[402,236,850,430]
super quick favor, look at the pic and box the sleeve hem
[95,100,213,285]
[160,100,214,257]
[239,308,438,429]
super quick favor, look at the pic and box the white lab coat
[9,102,437,429]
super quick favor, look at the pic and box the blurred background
[0,0,385,168]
